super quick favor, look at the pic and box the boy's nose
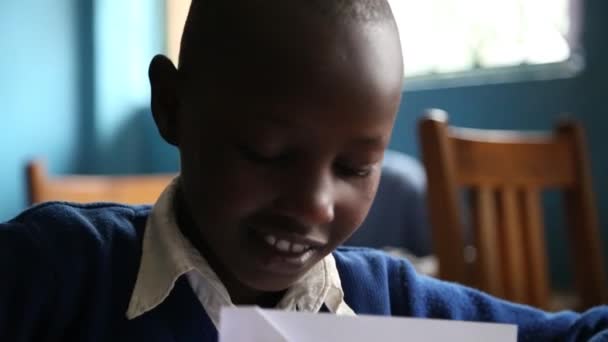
[275,169,335,227]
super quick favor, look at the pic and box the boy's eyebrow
[252,113,387,147]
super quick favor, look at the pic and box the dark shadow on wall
[98,108,179,175]
[73,0,96,174]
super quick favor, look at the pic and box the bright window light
[387,0,574,78]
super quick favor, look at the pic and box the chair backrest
[26,160,174,205]
[418,109,607,310]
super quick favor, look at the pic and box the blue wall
[90,0,168,174]
[0,0,166,221]
[0,0,80,220]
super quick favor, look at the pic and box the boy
[1,0,606,341]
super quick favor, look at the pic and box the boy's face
[155,5,403,296]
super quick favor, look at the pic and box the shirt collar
[126,177,354,326]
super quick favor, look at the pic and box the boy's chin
[237,266,310,293]
[242,278,295,294]
[234,257,321,294]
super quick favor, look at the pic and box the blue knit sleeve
[393,255,608,341]
[334,248,607,341]
[0,203,146,342]
[0,220,57,342]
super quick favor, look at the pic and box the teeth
[291,243,306,253]
[262,234,311,254]
[264,234,277,246]
[276,239,291,252]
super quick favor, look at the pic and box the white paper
[219,307,517,342]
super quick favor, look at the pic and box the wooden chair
[418,109,607,310]
[26,160,174,205]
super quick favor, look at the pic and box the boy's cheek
[200,174,277,226]
[330,188,378,243]
[337,175,380,221]
[333,205,371,242]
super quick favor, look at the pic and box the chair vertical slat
[496,187,528,304]
[471,186,504,298]
[520,189,550,309]
[559,122,608,308]
[564,192,608,308]
[419,111,467,284]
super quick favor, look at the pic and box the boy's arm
[0,221,57,342]
[394,258,608,340]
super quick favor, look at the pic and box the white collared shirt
[126,178,355,327]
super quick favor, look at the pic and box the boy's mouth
[247,226,327,270]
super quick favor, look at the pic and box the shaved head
[177,0,398,75]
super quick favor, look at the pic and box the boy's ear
[149,54,179,146]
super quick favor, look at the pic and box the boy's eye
[237,144,286,163]
[334,162,374,178]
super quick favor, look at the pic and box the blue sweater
[0,203,606,341]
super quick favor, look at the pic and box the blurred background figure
[347,150,431,258]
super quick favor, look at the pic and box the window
[387,0,582,87]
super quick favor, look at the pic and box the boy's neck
[229,287,287,308]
